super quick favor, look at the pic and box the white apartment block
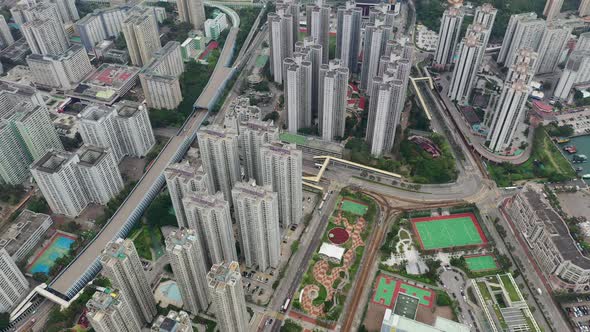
[140,41,184,110]
[232,181,281,271]
[86,288,143,332]
[0,121,32,185]
[80,102,155,163]
[182,192,238,266]
[165,228,210,314]
[448,27,487,103]
[336,2,362,73]
[140,75,182,110]
[366,42,412,156]
[76,5,129,51]
[581,0,590,17]
[9,102,64,161]
[487,81,530,152]
[577,32,590,52]
[474,3,497,34]
[165,161,213,228]
[22,18,69,56]
[0,82,44,118]
[554,50,590,100]
[207,261,249,332]
[76,14,106,51]
[77,145,124,205]
[261,142,302,227]
[536,22,571,74]
[27,44,93,90]
[0,15,14,49]
[100,238,157,324]
[31,150,88,217]
[197,125,241,203]
[360,21,393,92]
[319,59,349,141]
[54,0,79,23]
[497,13,545,66]
[0,84,52,185]
[123,7,161,66]
[0,209,52,263]
[433,6,464,68]
[0,248,29,313]
[268,9,295,83]
[366,75,404,156]
[177,0,206,29]
[473,4,497,66]
[114,101,156,158]
[544,0,563,21]
[306,0,330,64]
[295,37,323,121]
[31,146,123,217]
[238,119,279,185]
[284,54,313,133]
[506,185,590,292]
[151,310,193,332]
[486,48,536,151]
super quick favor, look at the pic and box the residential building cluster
[269,0,409,156]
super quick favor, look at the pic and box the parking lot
[563,298,590,331]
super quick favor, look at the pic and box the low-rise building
[68,63,140,105]
[505,184,590,292]
[204,10,228,40]
[0,209,52,263]
[151,310,193,332]
[415,24,438,51]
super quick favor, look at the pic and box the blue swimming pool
[27,234,75,274]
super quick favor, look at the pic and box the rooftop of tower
[79,105,113,122]
[183,192,226,208]
[78,145,108,167]
[115,100,143,118]
[478,3,496,13]
[101,238,130,262]
[207,261,241,289]
[233,181,272,198]
[86,288,121,311]
[166,228,199,248]
[32,150,76,174]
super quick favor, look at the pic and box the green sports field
[341,199,368,215]
[411,213,486,250]
[373,275,434,308]
[465,255,497,272]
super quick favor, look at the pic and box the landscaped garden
[488,126,576,187]
[293,190,377,323]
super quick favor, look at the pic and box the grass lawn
[280,132,307,145]
[488,126,576,187]
[340,199,369,215]
[500,274,521,302]
[465,255,498,272]
[412,213,485,250]
[312,284,328,306]
[132,226,153,260]
[477,281,492,301]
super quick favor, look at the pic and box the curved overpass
[205,1,240,27]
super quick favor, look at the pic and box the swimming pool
[27,233,76,275]
[155,280,183,308]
